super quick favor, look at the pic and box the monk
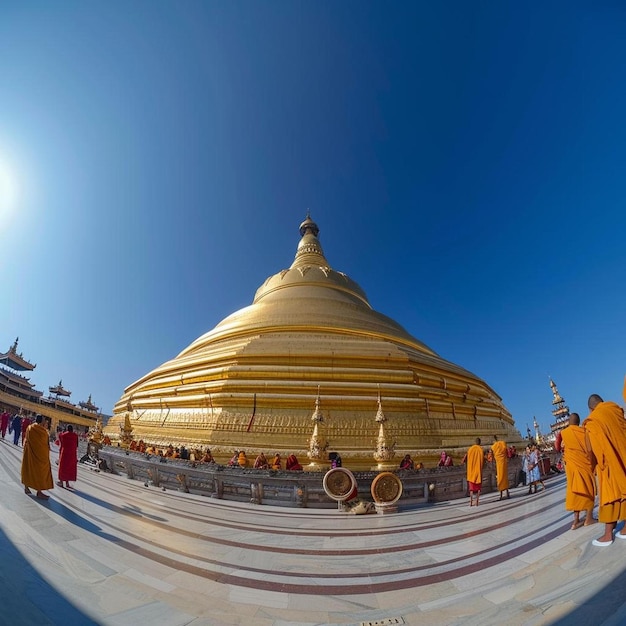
[491,435,510,500]
[238,450,249,467]
[271,453,282,470]
[463,437,484,507]
[254,452,269,469]
[560,413,596,530]
[21,415,54,500]
[286,454,303,470]
[584,393,626,547]
[57,424,79,488]
[399,454,414,470]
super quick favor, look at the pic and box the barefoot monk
[560,413,596,530]
[21,414,54,500]
[584,394,626,547]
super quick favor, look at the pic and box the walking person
[491,435,510,500]
[560,413,596,530]
[526,444,544,494]
[9,413,22,446]
[584,393,626,547]
[0,408,10,439]
[463,438,485,507]
[57,424,79,489]
[21,415,54,500]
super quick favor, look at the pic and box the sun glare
[0,158,19,224]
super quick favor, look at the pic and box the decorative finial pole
[307,386,327,462]
[373,385,395,464]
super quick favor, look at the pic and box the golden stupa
[105,215,522,467]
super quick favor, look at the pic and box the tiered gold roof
[105,216,521,467]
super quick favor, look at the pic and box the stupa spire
[290,213,330,269]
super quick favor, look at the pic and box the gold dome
[105,216,521,467]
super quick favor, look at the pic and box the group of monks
[228,450,303,471]
[20,416,79,499]
[464,435,525,507]
[557,388,626,547]
[462,383,626,549]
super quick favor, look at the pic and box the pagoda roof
[49,379,71,397]
[0,338,36,372]
[0,367,36,388]
[79,394,99,412]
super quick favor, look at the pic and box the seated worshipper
[238,450,249,467]
[21,415,54,500]
[286,454,303,470]
[254,452,269,469]
[201,448,215,464]
[102,435,112,445]
[437,451,447,467]
[165,444,175,458]
[399,454,414,470]
[329,452,342,468]
[444,454,453,466]
[415,461,424,470]
[129,440,138,451]
[271,453,282,470]
[228,450,239,466]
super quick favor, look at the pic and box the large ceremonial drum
[371,472,403,505]
[323,468,358,502]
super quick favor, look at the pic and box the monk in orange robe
[491,435,510,500]
[560,413,596,530]
[463,437,484,507]
[584,393,626,546]
[21,415,54,500]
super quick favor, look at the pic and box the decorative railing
[96,447,534,510]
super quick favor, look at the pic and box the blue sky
[1,2,624,435]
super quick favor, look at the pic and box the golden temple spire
[290,213,330,269]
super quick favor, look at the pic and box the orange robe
[466,444,484,489]
[584,401,626,523]
[21,423,54,491]
[491,440,509,491]
[560,424,595,511]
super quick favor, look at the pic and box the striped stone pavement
[1,438,625,625]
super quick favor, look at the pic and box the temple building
[0,337,103,432]
[105,216,523,467]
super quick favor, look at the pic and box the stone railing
[97,447,541,509]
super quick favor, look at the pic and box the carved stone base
[374,502,399,514]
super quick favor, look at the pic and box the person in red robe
[57,424,79,488]
[286,454,303,470]
[0,409,10,439]
[20,415,32,445]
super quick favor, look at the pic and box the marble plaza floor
[1,439,626,626]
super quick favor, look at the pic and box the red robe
[58,430,79,482]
